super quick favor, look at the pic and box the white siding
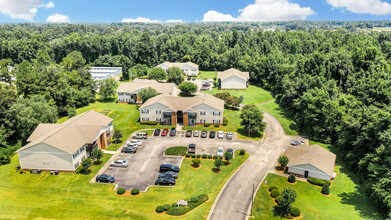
[139,103,169,121]
[193,104,223,124]
[181,64,199,76]
[117,92,133,102]
[287,164,331,180]
[18,143,74,171]
[221,76,247,90]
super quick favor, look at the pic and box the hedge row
[165,146,187,156]
[186,154,219,159]
[307,177,331,186]
[140,121,158,125]
[165,194,209,216]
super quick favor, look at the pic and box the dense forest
[0,22,390,218]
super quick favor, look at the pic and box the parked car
[217,131,224,139]
[155,177,176,186]
[201,130,208,138]
[192,77,196,81]
[209,131,216,138]
[122,146,137,153]
[186,130,192,137]
[110,160,129,167]
[226,132,233,140]
[188,144,196,153]
[227,148,233,156]
[133,132,148,139]
[126,142,138,147]
[159,164,180,173]
[170,127,176,136]
[217,147,224,157]
[187,76,191,81]
[290,140,304,146]
[128,139,142,146]
[161,128,169,136]
[96,174,115,183]
[193,130,200,137]
[154,129,161,136]
[158,171,178,179]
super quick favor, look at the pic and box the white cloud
[327,0,391,15]
[122,17,160,23]
[166,19,183,23]
[46,13,70,23]
[203,0,314,22]
[0,0,55,21]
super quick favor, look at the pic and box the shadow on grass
[97,97,118,103]
[237,128,263,139]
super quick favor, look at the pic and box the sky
[0,0,391,23]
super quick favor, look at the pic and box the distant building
[90,67,122,80]
[218,68,249,90]
[156,62,199,76]
[139,93,224,126]
[285,144,336,180]
[16,110,113,172]
[116,80,177,104]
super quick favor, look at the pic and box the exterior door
[304,170,309,178]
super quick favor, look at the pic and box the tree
[178,82,197,96]
[192,158,201,167]
[167,66,184,85]
[0,59,13,84]
[99,78,118,100]
[92,149,104,162]
[113,129,123,143]
[277,187,297,216]
[148,67,166,81]
[0,84,17,123]
[214,159,223,171]
[215,92,242,109]
[224,151,233,165]
[138,87,158,103]
[61,51,86,70]
[278,155,289,168]
[240,105,265,136]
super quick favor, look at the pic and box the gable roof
[140,93,224,112]
[218,68,250,81]
[158,62,199,69]
[116,81,176,94]
[17,110,113,154]
[286,144,336,176]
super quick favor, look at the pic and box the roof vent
[301,156,304,160]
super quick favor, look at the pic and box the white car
[126,142,138,148]
[217,131,224,139]
[217,147,224,157]
[193,130,200,137]
[128,140,142,146]
[110,160,129,168]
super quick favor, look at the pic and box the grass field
[0,151,249,219]
[204,85,274,105]
[197,71,217,79]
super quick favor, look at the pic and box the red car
[161,128,169,136]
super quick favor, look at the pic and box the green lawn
[257,101,298,136]
[0,151,249,219]
[203,85,274,105]
[197,71,217,79]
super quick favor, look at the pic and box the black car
[155,177,176,186]
[187,76,191,81]
[159,164,180,173]
[121,146,137,153]
[186,130,192,137]
[158,171,179,179]
[170,128,176,137]
[96,174,115,183]
[209,131,216,138]
[188,143,196,153]
[154,129,161,136]
[201,130,208,138]
[227,148,233,156]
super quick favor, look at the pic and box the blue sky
[0,0,391,23]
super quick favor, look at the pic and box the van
[159,164,180,173]
[133,132,148,139]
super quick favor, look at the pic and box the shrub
[275,196,283,206]
[166,194,209,216]
[190,197,198,203]
[223,118,228,126]
[288,175,296,183]
[192,159,201,166]
[185,153,191,158]
[166,206,187,215]
[155,206,164,213]
[270,189,281,198]
[75,166,84,174]
[202,154,207,159]
[218,156,223,160]
[307,177,331,186]
[239,149,246,155]
[204,123,210,127]
[290,207,301,217]
[131,188,140,195]
[191,154,196,158]
[213,155,218,159]
[163,204,171,211]
[140,121,158,125]
[207,155,212,159]
[172,202,177,207]
[196,154,201,158]
[214,124,220,127]
[321,184,330,195]
[117,188,125,195]
[165,146,187,156]
[268,186,278,192]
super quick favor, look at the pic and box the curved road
[208,112,290,220]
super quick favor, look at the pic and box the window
[79,146,85,153]
[213,112,221,116]
[118,92,124,95]
[142,118,149,121]
[200,119,206,123]
[81,156,86,161]
[200,111,206,115]
[156,118,161,122]
[213,120,221,124]
[73,150,80,159]
[74,162,80,169]
[156,110,161,114]
[141,109,149,114]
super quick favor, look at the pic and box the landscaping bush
[165,146,187,156]
[204,123,210,127]
[214,124,220,127]
[166,194,209,216]
[290,207,301,217]
[202,154,207,159]
[172,202,177,207]
[117,188,125,195]
[192,159,201,166]
[185,153,191,158]
[321,184,330,195]
[218,156,223,160]
[196,154,201,158]
[288,175,296,183]
[275,196,283,206]
[163,204,171,211]
[307,177,331,186]
[140,121,158,125]
[166,206,187,215]
[270,189,281,198]
[213,155,218,159]
[223,118,228,126]
[191,154,196,158]
[155,206,164,213]
[190,197,198,203]
[131,188,140,195]
[75,166,84,174]
[239,149,246,155]
[207,155,212,159]
[268,186,278,192]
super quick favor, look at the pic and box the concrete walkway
[208,112,290,220]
